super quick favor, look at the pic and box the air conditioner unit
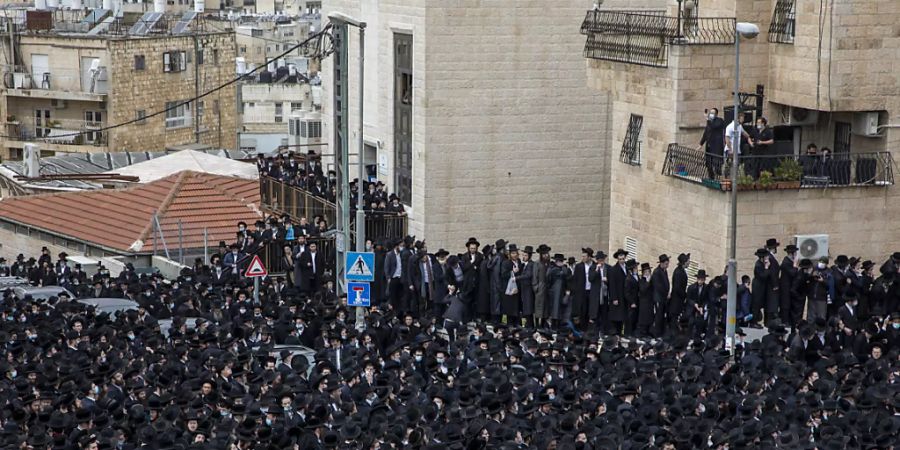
[852,112,880,137]
[794,234,829,260]
[783,106,819,126]
[51,99,67,109]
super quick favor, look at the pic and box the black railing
[581,10,736,67]
[253,236,336,276]
[768,0,796,44]
[662,144,895,189]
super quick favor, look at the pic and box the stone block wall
[107,32,238,152]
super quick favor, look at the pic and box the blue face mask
[893,323,900,330]
[265,418,273,426]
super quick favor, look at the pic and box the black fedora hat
[553,253,565,261]
[507,244,519,253]
[523,246,534,255]
[613,248,628,258]
[537,244,551,254]
[755,248,769,258]
[677,253,690,263]
[765,238,780,248]
[785,244,799,253]
[594,250,607,260]
[640,262,652,272]
[625,259,638,270]
[658,254,670,263]
[465,237,480,247]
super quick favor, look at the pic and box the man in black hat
[779,244,800,324]
[764,238,782,323]
[750,248,772,328]
[459,237,483,314]
[384,238,409,313]
[589,250,609,332]
[571,248,595,331]
[298,241,325,294]
[607,249,629,336]
[686,269,709,340]
[532,244,551,328]
[830,254,851,317]
[651,254,671,337]
[671,253,690,324]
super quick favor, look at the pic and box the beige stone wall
[107,32,238,151]
[323,0,610,256]
[768,0,900,113]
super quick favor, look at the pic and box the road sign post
[244,254,268,306]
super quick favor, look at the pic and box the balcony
[3,67,109,103]
[662,144,894,190]
[4,117,108,152]
[580,10,736,67]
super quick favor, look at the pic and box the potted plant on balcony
[774,157,803,189]
[718,160,733,190]
[736,164,755,191]
[758,170,775,190]
[6,114,16,124]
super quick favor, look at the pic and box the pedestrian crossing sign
[345,251,375,282]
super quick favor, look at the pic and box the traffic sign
[347,282,371,307]
[244,255,268,278]
[345,251,375,282]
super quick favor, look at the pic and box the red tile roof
[0,171,262,253]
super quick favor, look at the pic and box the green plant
[736,164,754,185]
[774,158,803,181]
[758,170,775,189]
[6,115,16,122]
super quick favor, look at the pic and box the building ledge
[2,139,108,153]
[5,88,107,103]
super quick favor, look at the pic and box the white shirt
[392,252,403,278]
[725,121,746,154]
[584,264,592,290]
[310,252,316,273]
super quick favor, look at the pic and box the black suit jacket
[699,117,726,155]
[298,251,325,279]
[608,263,627,304]
[650,267,670,303]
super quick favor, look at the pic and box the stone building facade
[321,0,611,255]
[584,0,900,274]
[1,24,237,159]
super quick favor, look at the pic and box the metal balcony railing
[580,10,736,67]
[259,175,408,244]
[662,144,895,189]
[768,0,796,44]
[14,117,107,145]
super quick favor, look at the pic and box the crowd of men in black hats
[256,152,407,215]
[1,224,900,450]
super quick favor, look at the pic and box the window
[394,33,413,204]
[163,51,187,73]
[196,100,204,126]
[84,110,102,126]
[768,0,796,44]
[251,29,263,38]
[300,120,321,138]
[135,110,147,124]
[834,122,851,155]
[134,54,145,70]
[291,102,302,111]
[213,49,219,65]
[34,109,51,138]
[197,49,204,65]
[239,46,247,54]
[620,114,643,165]
[274,102,283,123]
[165,101,191,129]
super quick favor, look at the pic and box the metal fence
[260,174,408,244]
[580,10,736,67]
[253,235,336,276]
[260,176,337,226]
[768,0,796,44]
[662,144,895,188]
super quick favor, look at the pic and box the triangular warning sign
[348,255,373,277]
[244,255,268,277]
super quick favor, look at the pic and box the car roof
[76,297,140,309]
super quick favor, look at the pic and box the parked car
[13,285,75,301]
[76,298,139,314]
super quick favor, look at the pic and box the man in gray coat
[532,244,551,328]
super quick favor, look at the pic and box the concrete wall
[767,0,900,113]
[322,0,610,255]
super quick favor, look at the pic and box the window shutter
[180,51,187,71]
[163,52,171,72]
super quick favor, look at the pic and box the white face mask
[817,263,826,270]
[708,113,716,121]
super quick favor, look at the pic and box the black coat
[650,267,670,304]
[571,262,594,316]
[499,259,520,317]
[588,263,608,319]
[780,257,799,307]
[459,252,483,302]
[518,260,536,316]
[637,277,654,328]
[297,250,325,292]
[670,265,688,319]
[699,117,726,155]
[608,263,628,322]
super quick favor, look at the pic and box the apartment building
[238,74,321,153]
[321,0,610,255]
[231,17,312,67]
[582,0,899,272]
[0,6,237,159]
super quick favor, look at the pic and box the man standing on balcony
[699,108,726,179]
[725,110,752,159]
[384,239,408,313]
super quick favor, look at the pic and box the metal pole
[193,34,201,144]
[355,23,367,331]
[253,276,260,305]
[203,227,208,264]
[725,31,740,353]
[177,219,184,265]
[154,213,171,260]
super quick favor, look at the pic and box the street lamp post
[726,21,759,353]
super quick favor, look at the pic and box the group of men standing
[372,236,900,342]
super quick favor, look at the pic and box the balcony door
[31,54,49,89]
[34,109,50,138]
